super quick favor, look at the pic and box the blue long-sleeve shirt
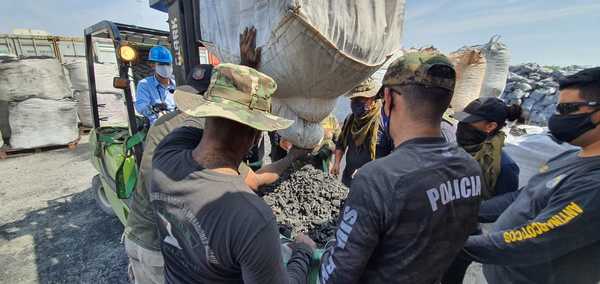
[135,75,176,124]
[464,149,600,284]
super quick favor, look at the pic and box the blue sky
[1,0,599,66]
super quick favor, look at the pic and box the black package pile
[261,163,348,246]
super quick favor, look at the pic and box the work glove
[151,102,169,114]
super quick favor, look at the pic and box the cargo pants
[124,237,164,284]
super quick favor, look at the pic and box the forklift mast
[150,0,202,85]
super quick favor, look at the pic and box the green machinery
[85,21,171,224]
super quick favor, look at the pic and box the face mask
[456,122,488,147]
[350,100,369,116]
[156,64,173,78]
[548,111,599,143]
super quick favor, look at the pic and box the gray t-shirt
[465,149,600,284]
[150,126,312,284]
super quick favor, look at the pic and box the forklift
[84,21,172,224]
[85,20,262,224]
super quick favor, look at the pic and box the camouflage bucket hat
[174,63,293,131]
[382,49,456,93]
[346,77,381,99]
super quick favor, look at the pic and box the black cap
[454,97,507,124]
[559,67,600,90]
[185,64,214,94]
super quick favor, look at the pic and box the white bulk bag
[198,0,405,146]
[450,48,487,112]
[92,63,123,94]
[75,90,128,127]
[9,98,78,149]
[199,0,405,100]
[0,58,71,101]
[480,36,510,97]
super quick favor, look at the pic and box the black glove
[151,103,168,113]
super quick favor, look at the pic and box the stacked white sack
[64,58,128,127]
[9,98,78,149]
[197,0,405,148]
[0,58,71,101]
[0,58,75,148]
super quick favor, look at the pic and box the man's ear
[485,122,498,134]
[383,88,392,116]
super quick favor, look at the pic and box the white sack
[75,90,128,127]
[272,102,323,149]
[276,97,338,123]
[91,63,122,94]
[480,36,510,97]
[9,98,78,149]
[199,1,405,98]
[0,58,71,101]
[198,0,405,146]
[450,48,487,112]
[505,131,577,187]
[64,58,89,91]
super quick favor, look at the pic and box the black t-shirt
[320,137,483,284]
[150,127,312,284]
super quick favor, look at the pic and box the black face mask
[548,110,600,143]
[456,122,488,147]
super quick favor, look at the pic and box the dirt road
[0,135,128,284]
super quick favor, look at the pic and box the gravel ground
[0,133,485,284]
[0,135,128,284]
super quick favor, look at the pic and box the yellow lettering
[515,231,523,241]
[568,202,584,214]
[503,232,512,243]
[504,203,585,244]
[526,226,537,238]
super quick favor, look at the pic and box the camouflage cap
[174,63,293,131]
[346,77,381,99]
[382,50,456,92]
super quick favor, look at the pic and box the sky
[1,0,599,67]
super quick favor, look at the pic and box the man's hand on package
[239,26,262,69]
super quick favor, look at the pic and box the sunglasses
[555,101,600,115]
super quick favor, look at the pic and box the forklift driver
[135,45,177,124]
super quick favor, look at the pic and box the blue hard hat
[148,45,173,64]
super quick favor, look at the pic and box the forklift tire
[93,175,115,216]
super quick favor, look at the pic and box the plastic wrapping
[9,98,78,149]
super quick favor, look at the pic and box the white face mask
[156,64,173,78]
